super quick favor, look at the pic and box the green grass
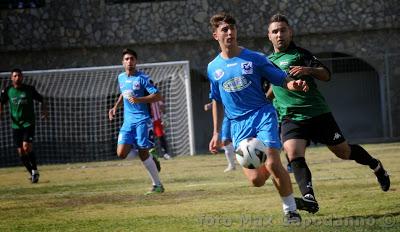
[0,142,399,231]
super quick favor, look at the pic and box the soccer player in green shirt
[0,68,48,183]
[266,14,390,213]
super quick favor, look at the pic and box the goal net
[0,61,195,167]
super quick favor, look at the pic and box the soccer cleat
[163,153,171,160]
[31,173,40,183]
[295,194,319,214]
[374,160,390,192]
[145,185,165,195]
[283,211,301,224]
[149,148,159,158]
[224,165,236,172]
[151,154,161,172]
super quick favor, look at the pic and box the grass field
[0,143,399,232]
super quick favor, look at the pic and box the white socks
[281,193,297,213]
[142,156,162,186]
[126,149,138,160]
[223,143,236,168]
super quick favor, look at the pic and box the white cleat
[224,166,236,172]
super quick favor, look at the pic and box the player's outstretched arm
[284,77,309,92]
[129,92,162,104]
[109,94,123,121]
[289,66,330,81]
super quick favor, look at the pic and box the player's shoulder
[136,70,150,79]
[292,44,314,58]
[207,54,222,68]
[117,72,127,80]
[241,48,268,62]
[21,84,35,91]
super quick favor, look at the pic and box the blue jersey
[118,70,158,126]
[207,48,287,119]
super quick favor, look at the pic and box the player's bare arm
[289,66,330,81]
[109,94,123,121]
[266,85,275,101]
[128,92,162,104]
[204,102,212,111]
[209,100,223,154]
[284,76,309,92]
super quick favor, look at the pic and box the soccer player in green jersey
[266,14,390,213]
[0,68,48,183]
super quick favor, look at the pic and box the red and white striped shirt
[151,101,164,121]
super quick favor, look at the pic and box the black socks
[20,154,32,174]
[291,157,314,196]
[349,144,379,170]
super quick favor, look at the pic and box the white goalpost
[0,61,195,167]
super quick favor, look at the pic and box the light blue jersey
[208,48,287,119]
[117,71,158,148]
[207,48,287,149]
[118,71,158,126]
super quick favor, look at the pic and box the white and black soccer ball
[235,138,267,169]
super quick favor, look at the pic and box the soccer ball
[235,138,267,169]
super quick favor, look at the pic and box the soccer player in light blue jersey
[207,12,309,224]
[108,48,164,195]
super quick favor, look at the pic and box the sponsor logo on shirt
[223,76,251,92]
[333,132,342,140]
[227,63,237,67]
[241,62,253,74]
[214,69,224,80]
[279,61,289,69]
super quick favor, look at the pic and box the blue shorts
[220,116,231,142]
[231,104,281,150]
[118,119,154,149]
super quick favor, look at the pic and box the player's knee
[21,145,32,154]
[249,176,266,187]
[116,151,127,159]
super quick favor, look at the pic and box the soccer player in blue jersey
[108,48,164,195]
[207,12,309,223]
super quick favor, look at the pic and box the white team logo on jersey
[214,69,224,80]
[241,62,253,74]
[132,81,140,90]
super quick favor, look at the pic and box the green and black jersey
[0,84,43,129]
[268,42,331,122]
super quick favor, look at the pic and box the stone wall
[0,0,399,152]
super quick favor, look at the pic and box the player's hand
[127,96,139,104]
[209,133,220,154]
[288,79,309,92]
[289,66,312,77]
[108,107,116,121]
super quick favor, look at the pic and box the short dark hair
[268,13,290,26]
[11,68,22,75]
[122,48,137,59]
[210,12,236,32]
